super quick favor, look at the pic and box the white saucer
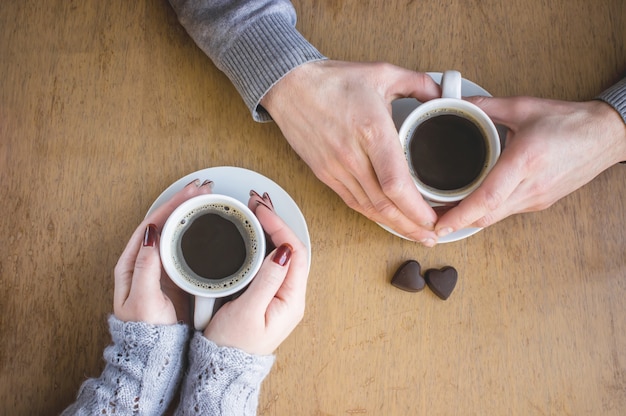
[146,166,311,270]
[384,72,507,243]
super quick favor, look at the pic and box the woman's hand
[113,179,213,324]
[203,191,309,355]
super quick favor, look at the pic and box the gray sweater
[598,76,626,124]
[167,0,326,121]
[65,1,626,413]
[63,317,274,415]
[167,1,626,127]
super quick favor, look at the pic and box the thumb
[238,244,293,313]
[390,69,442,102]
[129,224,164,297]
[465,96,521,128]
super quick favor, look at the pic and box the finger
[252,202,308,301]
[239,244,292,314]
[315,131,437,244]
[465,96,529,128]
[114,221,153,311]
[435,148,525,237]
[469,197,518,228]
[386,67,442,102]
[114,179,212,310]
[127,224,164,299]
[363,115,438,229]
[144,179,214,231]
[351,164,437,244]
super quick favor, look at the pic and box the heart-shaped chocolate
[425,266,458,300]
[391,260,425,292]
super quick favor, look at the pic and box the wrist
[591,100,626,164]
[595,77,626,163]
[261,59,328,119]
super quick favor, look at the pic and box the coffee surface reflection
[181,212,247,280]
[409,114,487,191]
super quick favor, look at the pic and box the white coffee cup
[160,194,266,330]
[398,70,501,204]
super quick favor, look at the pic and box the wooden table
[1,1,625,414]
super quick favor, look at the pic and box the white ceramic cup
[398,70,501,204]
[160,194,266,330]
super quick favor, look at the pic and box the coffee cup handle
[194,296,215,331]
[441,70,462,99]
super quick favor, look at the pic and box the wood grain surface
[1,1,624,414]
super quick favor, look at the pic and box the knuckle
[481,188,505,212]
[341,151,363,173]
[257,267,283,290]
[340,192,365,213]
[133,253,152,272]
[474,213,497,228]
[294,302,306,322]
[379,175,407,199]
[113,261,123,276]
[529,198,554,212]
[314,168,334,185]
[373,199,402,222]
[354,118,381,148]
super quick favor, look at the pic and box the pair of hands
[262,60,626,245]
[114,179,308,356]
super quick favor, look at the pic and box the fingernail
[186,179,201,188]
[249,189,262,198]
[143,224,158,247]
[255,200,274,213]
[272,243,293,266]
[437,227,453,238]
[201,179,214,190]
[262,192,274,210]
[420,238,436,248]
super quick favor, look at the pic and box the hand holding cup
[204,197,309,355]
[113,180,213,325]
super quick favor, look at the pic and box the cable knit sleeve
[597,76,626,124]
[174,331,275,416]
[168,0,326,122]
[62,316,190,416]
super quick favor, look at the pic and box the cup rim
[399,98,501,203]
[159,193,266,298]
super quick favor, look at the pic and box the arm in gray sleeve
[169,0,327,121]
[62,316,190,416]
[175,331,275,416]
[596,76,626,124]
[596,76,626,163]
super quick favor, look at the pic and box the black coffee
[181,212,247,280]
[409,114,487,191]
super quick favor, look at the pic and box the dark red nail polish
[186,179,201,188]
[201,180,214,189]
[272,243,293,266]
[143,224,158,247]
[250,189,262,198]
[262,192,274,209]
[255,200,274,212]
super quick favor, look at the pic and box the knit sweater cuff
[176,331,275,415]
[217,13,326,122]
[596,77,626,124]
[62,317,190,415]
[107,316,190,372]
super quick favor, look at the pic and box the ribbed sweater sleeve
[62,316,190,416]
[596,76,626,163]
[174,331,275,415]
[168,0,326,121]
[597,77,626,124]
